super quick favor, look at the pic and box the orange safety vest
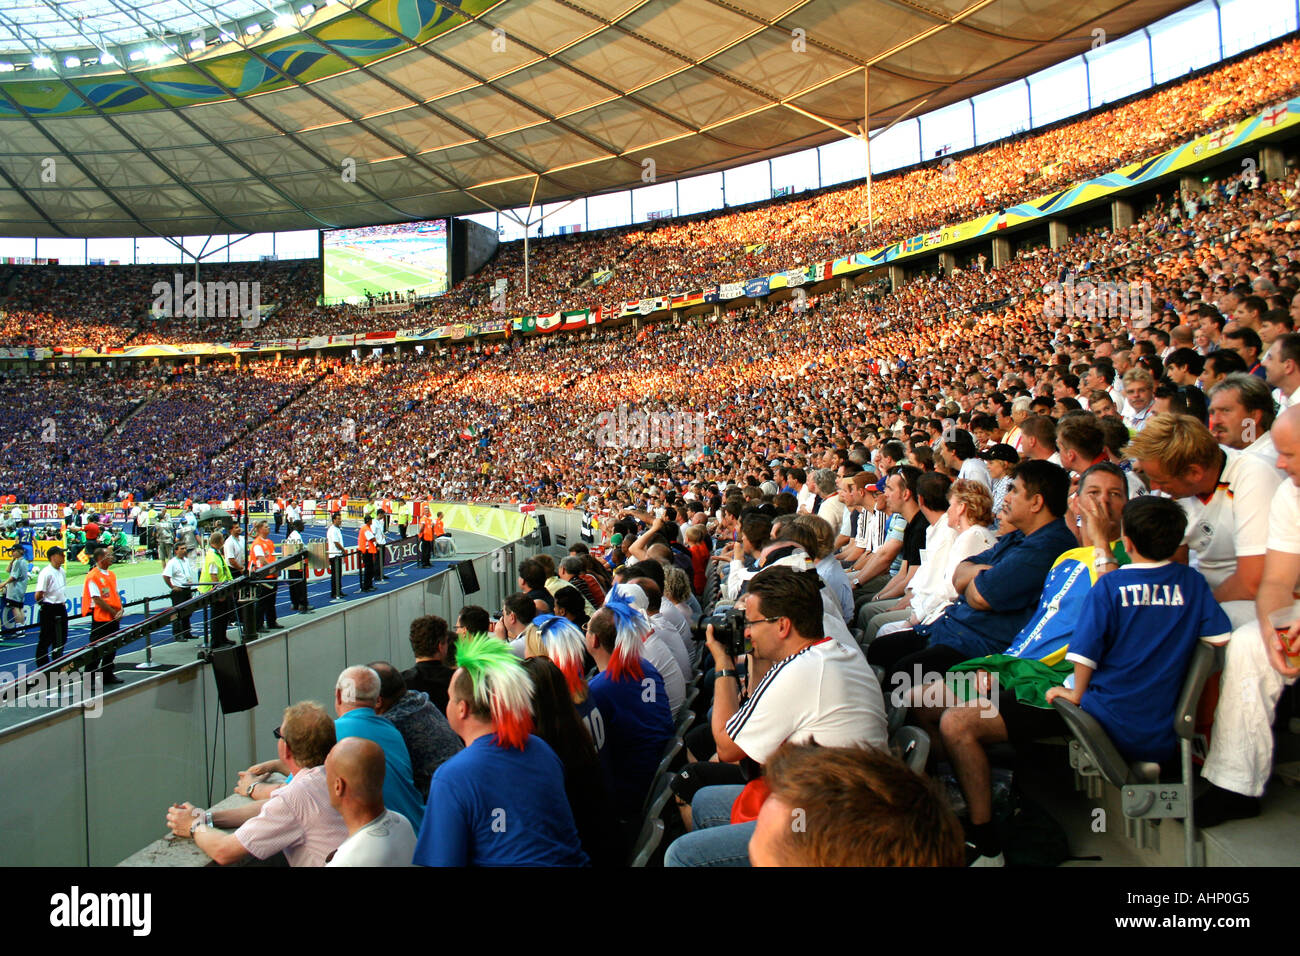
[419,514,434,541]
[276,498,287,513]
[82,566,121,623]
[250,536,277,577]
[340,494,349,509]
[433,518,445,537]
[360,525,377,554]
[328,498,340,514]
[381,499,393,514]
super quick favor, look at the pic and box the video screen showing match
[322,219,449,303]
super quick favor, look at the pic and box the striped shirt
[234,765,348,867]
[724,638,887,765]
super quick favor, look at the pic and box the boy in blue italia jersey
[1047,496,1231,760]
[954,493,1229,866]
[413,633,588,867]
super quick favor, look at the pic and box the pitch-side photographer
[664,565,887,867]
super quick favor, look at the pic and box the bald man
[325,737,417,867]
[1197,405,1300,826]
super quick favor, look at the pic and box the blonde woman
[875,480,996,640]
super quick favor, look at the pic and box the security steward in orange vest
[418,506,434,568]
[359,517,378,591]
[273,497,287,535]
[249,520,283,630]
[82,545,124,685]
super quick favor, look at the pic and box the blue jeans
[663,784,753,867]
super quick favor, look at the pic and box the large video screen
[322,219,449,303]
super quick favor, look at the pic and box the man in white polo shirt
[1198,405,1300,826]
[34,545,68,668]
[1125,412,1280,628]
[665,566,886,867]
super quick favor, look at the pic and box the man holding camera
[664,566,887,867]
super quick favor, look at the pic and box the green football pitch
[324,244,447,302]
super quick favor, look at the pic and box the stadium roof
[0,0,1195,238]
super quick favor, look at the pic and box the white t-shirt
[224,535,244,568]
[163,555,195,588]
[326,810,416,867]
[1178,447,1281,589]
[958,457,992,491]
[1265,478,1300,554]
[643,632,686,717]
[1246,431,1285,481]
[35,564,66,605]
[649,615,691,677]
[817,497,846,537]
[327,524,345,557]
[724,638,888,763]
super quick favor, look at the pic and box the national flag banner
[512,316,536,334]
[1262,103,1289,127]
[703,285,719,303]
[905,235,925,253]
[561,309,591,330]
[592,269,614,287]
[536,312,562,333]
[744,243,768,255]
[816,260,834,281]
[459,424,478,441]
[1208,125,1236,150]
[364,331,397,341]
[996,213,1009,231]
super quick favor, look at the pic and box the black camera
[704,605,748,660]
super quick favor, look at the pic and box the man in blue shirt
[585,604,674,824]
[868,460,1079,685]
[333,665,426,827]
[413,634,587,866]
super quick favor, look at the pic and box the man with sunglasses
[664,565,887,867]
[165,702,347,866]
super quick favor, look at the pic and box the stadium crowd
[1,32,1299,867]
[0,36,1297,347]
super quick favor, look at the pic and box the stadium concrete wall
[0,531,538,866]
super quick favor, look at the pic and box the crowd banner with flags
[10,96,1300,362]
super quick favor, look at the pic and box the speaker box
[457,560,481,594]
[210,643,258,714]
[539,525,551,546]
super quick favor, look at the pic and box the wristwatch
[246,782,257,798]
[716,669,739,679]
[1092,547,1117,571]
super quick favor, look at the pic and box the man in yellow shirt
[198,530,235,649]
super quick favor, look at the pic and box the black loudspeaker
[457,560,481,594]
[210,643,258,714]
[539,525,551,546]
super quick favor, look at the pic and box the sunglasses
[272,725,283,741]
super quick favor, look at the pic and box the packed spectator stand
[2,30,1300,870]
